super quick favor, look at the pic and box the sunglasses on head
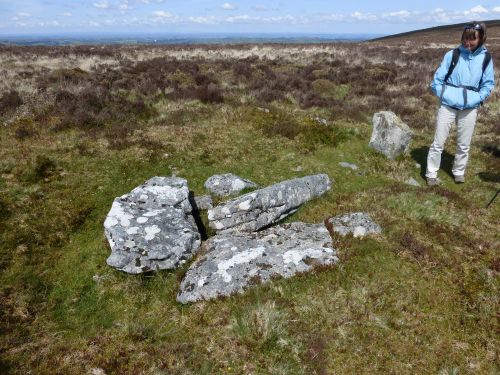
[464,23,482,31]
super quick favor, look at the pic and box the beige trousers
[426,105,478,179]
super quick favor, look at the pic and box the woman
[426,22,494,186]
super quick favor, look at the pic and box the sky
[1,1,500,36]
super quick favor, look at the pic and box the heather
[0,29,499,374]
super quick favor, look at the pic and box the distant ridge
[0,33,381,46]
[370,19,500,42]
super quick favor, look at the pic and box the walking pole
[486,188,500,208]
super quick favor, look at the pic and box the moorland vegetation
[0,26,499,374]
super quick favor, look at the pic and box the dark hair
[461,21,487,46]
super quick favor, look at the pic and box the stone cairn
[104,173,381,303]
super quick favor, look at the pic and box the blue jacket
[431,45,494,110]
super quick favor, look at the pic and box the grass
[0,41,499,374]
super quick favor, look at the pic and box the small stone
[339,162,358,170]
[204,173,257,197]
[313,116,329,126]
[92,274,106,283]
[406,177,421,187]
[328,212,381,238]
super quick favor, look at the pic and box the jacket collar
[459,44,486,57]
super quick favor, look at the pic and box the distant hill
[370,19,500,45]
[0,33,381,46]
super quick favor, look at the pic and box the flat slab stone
[327,212,381,238]
[177,222,338,304]
[208,174,332,233]
[204,173,257,197]
[105,176,201,274]
[369,111,412,160]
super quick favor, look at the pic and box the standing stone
[327,212,381,238]
[208,174,332,233]
[369,111,412,160]
[177,222,338,304]
[104,176,201,274]
[204,173,257,197]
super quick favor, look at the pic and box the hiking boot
[454,174,465,183]
[426,177,440,186]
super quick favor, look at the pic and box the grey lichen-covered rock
[104,176,201,274]
[327,212,381,238]
[369,111,412,160]
[208,174,332,233]
[177,222,338,304]
[191,194,213,210]
[313,116,329,126]
[204,173,257,197]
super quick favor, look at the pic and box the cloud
[421,6,493,23]
[152,10,172,17]
[385,10,411,18]
[223,14,304,24]
[381,10,414,23]
[351,11,377,21]
[150,10,179,23]
[317,6,500,26]
[225,14,252,23]
[43,20,60,26]
[265,15,306,24]
[189,16,218,24]
[467,5,488,14]
[253,5,267,11]
[222,3,237,10]
[426,8,451,23]
[11,13,31,21]
[8,3,500,32]
[320,14,346,21]
[119,0,131,11]
[93,1,110,9]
